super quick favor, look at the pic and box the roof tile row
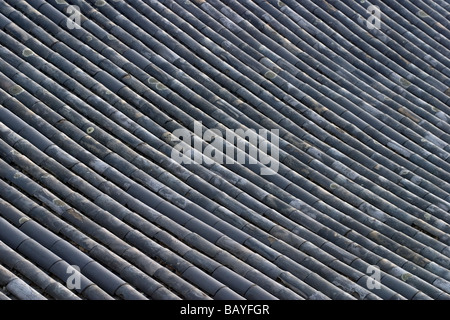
[0,0,449,300]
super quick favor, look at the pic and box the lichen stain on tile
[8,85,24,96]
[417,10,429,18]
[65,208,85,222]
[264,70,277,79]
[53,199,66,207]
[329,183,339,190]
[156,83,168,91]
[399,77,411,88]
[161,132,175,144]
[398,107,420,123]
[148,77,159,85]
[22,48,34,57]
[401,273,412,281]
[19,217,31,225]
[95,0,106,7]
[13,172,23,179]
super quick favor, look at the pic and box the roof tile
[1,0,450,300]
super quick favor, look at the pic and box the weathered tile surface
[0,0,449,300]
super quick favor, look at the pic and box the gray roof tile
[1,0,450,301]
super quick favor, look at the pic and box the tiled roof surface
[0,0,449,300]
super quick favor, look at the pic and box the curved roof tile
[0,0,449,300]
